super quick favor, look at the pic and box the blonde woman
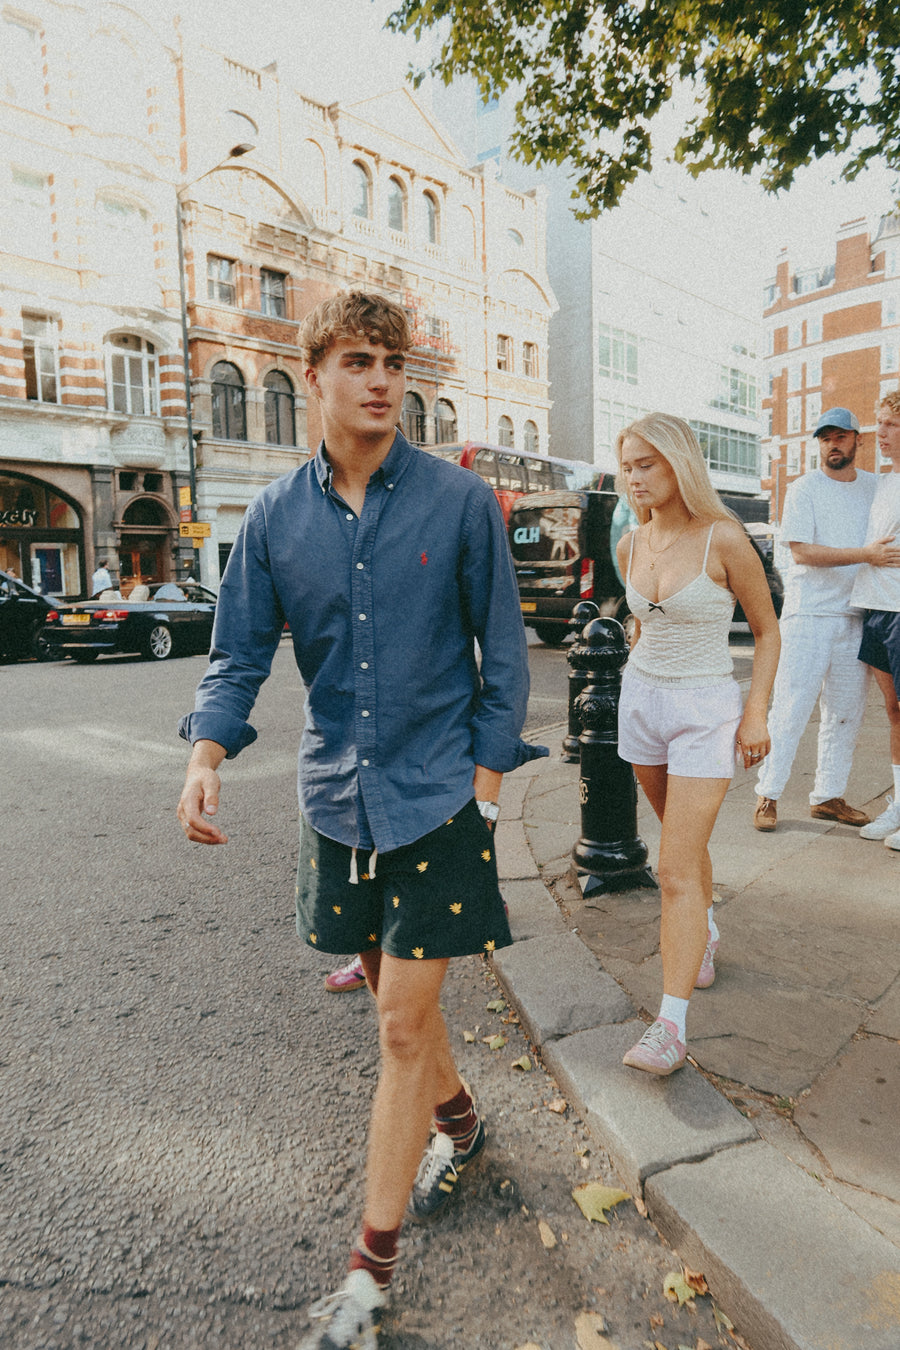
[614,414,780,1075]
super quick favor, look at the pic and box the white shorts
[618,667,743,779]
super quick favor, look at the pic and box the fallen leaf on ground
[649,1313,663,1330]
[462,1030,475,1043]
[664,1270,697,1306]
[548,1097,568,1113]
[486,999,506,1012]
[633,1195,649,1218]
[484,1034,506,1051]
[574,1310,615,1349]
[572,1181,631,1224]
[512,1054,532,1071]
[683,1266,709,1296]
[538,1220,557,1249]
[713,1305,734,1333]
[696,1339,714,1350]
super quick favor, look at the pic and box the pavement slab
[541,1022,756,1195]
[645,1141,900,1350]
[868,974,900,1039]
[795,1034,900,1205]
[501,877,570,943]
[492,933,633,1043]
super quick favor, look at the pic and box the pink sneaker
[695,936,720,989]
[324,956,366,992]
[622,1018,686,1076]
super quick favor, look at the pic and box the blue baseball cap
[813,407,860,437]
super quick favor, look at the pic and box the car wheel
[533,623,568,647]
[143,623,173,661]
[72,650,99,663]
[31,624,52,661]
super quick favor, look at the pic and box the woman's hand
[735,710,771,771]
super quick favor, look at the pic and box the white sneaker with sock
[860,795,900,840]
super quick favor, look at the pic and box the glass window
[496,335,512,372]
[9,166,52,257]
[711,365,758,417]
[806,315,822,343]
[423,192,438,244]
[805,393,821,430]
[523,342,538,378]
[498,415,514,448]
[211,361,246,440]
[351,161,371,219]
[523,420,539,455]
[387,177,406,232]
[885,294,898,326]
[787,399,802,433]
[806,357,822,387]
[22,314,59,404]
[2,16,43,109]
[107,334,158,416]
[207,256,236,304]
[597,324,638,384]
[401,391,425,444]
[787,362,801,392]
[264,370,295,446]
[508,229,524,247]
[96,196,152,276]
[789,322,802,348]
[435,399,457,444]
[260,268,286,318]
[882,340,899,373]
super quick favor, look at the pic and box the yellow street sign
[178,486,192,507]
[179,522,211,538]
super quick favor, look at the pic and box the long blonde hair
[615,412,737,526]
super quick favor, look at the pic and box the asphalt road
[1,644,741,1350]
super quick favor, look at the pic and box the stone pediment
[342,87,464,166]
[198,167,315,230]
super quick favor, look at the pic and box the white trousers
[757,613,871,804]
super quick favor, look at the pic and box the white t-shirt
[779,469,877,617]
[850,471,900,613]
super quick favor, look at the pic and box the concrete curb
[496,746,900,1350]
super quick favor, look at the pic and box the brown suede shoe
[810,797,870,827]
[754,796,777,832]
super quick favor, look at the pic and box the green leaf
[571,1181,631,1224]
[486,999,506,1012]
[511,1054,532,1071]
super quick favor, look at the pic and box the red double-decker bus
[427,441,613,523]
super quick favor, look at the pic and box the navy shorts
[858,609,900,687]
[295,798,512,962]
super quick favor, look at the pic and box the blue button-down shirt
[179,433,547,851]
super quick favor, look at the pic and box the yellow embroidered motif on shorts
[310,858,317,869]
[392,895,400,908]
[484,939,495,952]
[332,905,341,914]
[413,946,424,959]
[416,860,429,872]
[481,849,491,862]
[310,932,317,944]
[368,932,377,943]
[450,902,462,914]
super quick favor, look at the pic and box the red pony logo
[420,552,428,566]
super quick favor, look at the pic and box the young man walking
[851,392,900,849]
[176,291,545,1348]
[753,408,897,830]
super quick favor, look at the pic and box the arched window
[264,370,295,446]
[435,399,457,444]
[387,177,406,233]
[524,420,539,455]
[401,391,426,444]
[211,361,246,440]
[107,333,158,415]
[422,191,439,244]
[351,161,371,219]
[508,229,524,247]
[498,415,514,449]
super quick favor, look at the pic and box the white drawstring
[348,846,377,884]
[369,847,378,879]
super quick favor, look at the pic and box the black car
[0,569,56,661]
[42,581,217,662]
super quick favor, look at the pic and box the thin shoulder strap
[701,522,716,572]
[627,528,637,582]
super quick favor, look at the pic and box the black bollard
[561,600,602,761]
[572,617,657,897]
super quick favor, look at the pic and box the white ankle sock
[892,765,900,800]
[707,906,719,943]
[658,994,689,1040]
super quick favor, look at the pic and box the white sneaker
[299,1268,386,1349]
[860,795,900,840]
[885,827,900,852]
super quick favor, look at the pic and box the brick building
[0,3,554,595]
[762,211,900,522]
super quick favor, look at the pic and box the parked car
[508,491,783,645]
[42,581,217,662]
[0,569,56,661]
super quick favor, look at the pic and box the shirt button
[360,662,368,669]
[386,483,394,490]
[361,759,370,767]
[358,613,366,621]
[361,709,370,717]
[356,562,364,570]
[345,512,353,520]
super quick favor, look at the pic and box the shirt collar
[313,431,416,495]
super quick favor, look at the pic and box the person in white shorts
[851,391,900,849]
[615,413,780,1076]
[753,407,898,831]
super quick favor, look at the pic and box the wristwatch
[476,799,500,824]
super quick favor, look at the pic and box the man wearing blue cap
[754,407,899,830]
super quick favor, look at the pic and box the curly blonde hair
[879,390,900,416]
[299,291,411,367]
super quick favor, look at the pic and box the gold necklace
[646,521,690,570]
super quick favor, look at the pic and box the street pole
[175,195,199,580]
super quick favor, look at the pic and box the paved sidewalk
[493,685,900,1350]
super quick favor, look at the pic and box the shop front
[0,471,85,598]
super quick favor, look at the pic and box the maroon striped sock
[349,1223,401,1290]
[434,1083,479,1151]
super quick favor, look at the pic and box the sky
[192,0,899,278]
